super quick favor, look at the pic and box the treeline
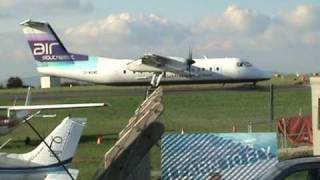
[0,76,30,89]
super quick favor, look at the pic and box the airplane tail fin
[15,87,32,119]
[23,117,86,165]
[20,19,72,62]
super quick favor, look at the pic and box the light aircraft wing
[0,103,107,111]
[44,169,79,180]
[127,54,188,73]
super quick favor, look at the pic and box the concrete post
[310,77,320,155]
[40,76,60,88]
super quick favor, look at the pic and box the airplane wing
[127,54,188,73]
[44,169,79,180]
[0,103,107,111]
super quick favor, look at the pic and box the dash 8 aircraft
[20,19,271,87]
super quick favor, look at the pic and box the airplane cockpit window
[237,61,252,67]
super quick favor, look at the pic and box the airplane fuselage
[21,20,271,86]
[0,153,70,180]
[37,57,271,85]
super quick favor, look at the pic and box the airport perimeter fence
[164,83,311,135]
[214,85,310,134]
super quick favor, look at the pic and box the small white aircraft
[0,87,106,135]
[20,20,271,87]
[0,116,86,180]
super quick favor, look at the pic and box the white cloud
[197,5,271,35]
[66,13,132,38]
[286,5,320,31]
[223,5,271,34]
[62,5,320,73]
[65,13,191,57]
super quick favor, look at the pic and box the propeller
[186,47,195,75]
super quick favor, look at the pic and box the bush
[6,77,24,88]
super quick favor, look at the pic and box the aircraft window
[209,67,212,71]
[237,61,252,67]
[237,62,243,67]
[216,67,220,71]
[202,68,205,71]
[244,62,252,67]
[123,70,126,74]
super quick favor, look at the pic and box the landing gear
[145,72,164,98]
[150,72,164,87]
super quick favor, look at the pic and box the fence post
[270,84,274,131]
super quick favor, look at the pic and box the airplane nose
[262,70,273,80]
[247,67,272,80]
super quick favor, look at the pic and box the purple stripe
[26,34,56,41]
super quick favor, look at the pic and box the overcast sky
[1,0,320,81]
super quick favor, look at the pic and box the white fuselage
[37,57,271,85]
[0,153,69,180]
[0,117,85,180]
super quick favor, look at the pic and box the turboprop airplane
[20,19,271,87]
[0,116,86,180]
[0,87,106,135]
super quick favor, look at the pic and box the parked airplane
[0,87,106,135]
[21,19,271,87]
[0,116,86,179]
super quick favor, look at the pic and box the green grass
[0,82,312,179]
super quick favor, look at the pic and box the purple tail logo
[21,20,88,62]
[33,42,59,55]
[29,41,72,61]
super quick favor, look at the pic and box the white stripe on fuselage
[37,57,270,85]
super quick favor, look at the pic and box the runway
[0,84,310,101]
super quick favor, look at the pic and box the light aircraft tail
[15,87,32,119]
[23,117,86,165]
[20,19,88,63]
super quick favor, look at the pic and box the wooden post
[282,118,288,153]
[96,87,164,180]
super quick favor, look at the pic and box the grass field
[0,78,312,179]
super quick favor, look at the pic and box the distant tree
[6,77,24,88]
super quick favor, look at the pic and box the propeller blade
[186,47,195,77]
[189,47,192,60]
